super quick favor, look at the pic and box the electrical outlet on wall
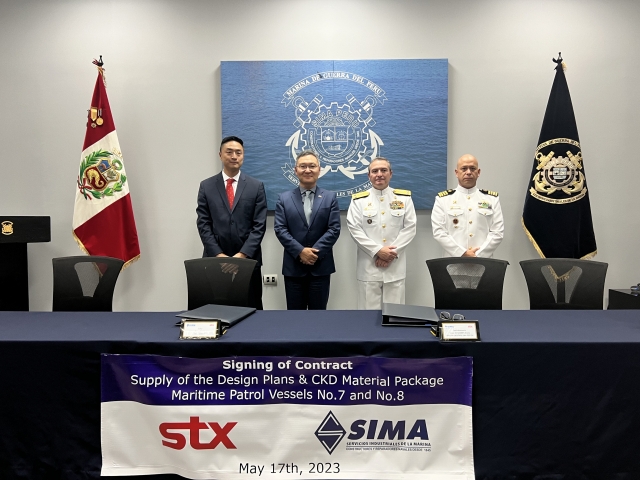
[262,274,278,286]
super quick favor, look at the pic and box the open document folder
[176,304,256,327]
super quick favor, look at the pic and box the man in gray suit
[196,136,267,309]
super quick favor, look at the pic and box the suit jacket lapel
[231,174,247,213]
[292,189,308,227]
[215,174,232,211]
[308,187,325,228]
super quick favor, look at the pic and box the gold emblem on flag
[1,221,13,235]
[530,138,587,204]
[77,149,127,200]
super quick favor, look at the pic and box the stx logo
[159,416,237,450]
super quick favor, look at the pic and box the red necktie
[226,178,235,208]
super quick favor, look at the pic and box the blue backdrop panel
[221,60,448,210]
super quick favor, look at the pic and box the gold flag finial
[92,55,107,87]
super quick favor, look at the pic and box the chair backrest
[426,257,509,310]
[184,257,258,310]
[519,258,608,310]
[52,256,124,312]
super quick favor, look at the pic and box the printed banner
[101,355,474,479]
[221,60,448,210]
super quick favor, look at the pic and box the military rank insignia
[352,191,370,200]
[438,189,455,197]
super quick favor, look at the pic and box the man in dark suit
[274,150,341,310]
[196,136,267,309]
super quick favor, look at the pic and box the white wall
[0,0,637,311]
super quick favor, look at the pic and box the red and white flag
[73,59,140,266]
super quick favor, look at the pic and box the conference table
[1,309,640,479]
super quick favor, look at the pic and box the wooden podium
[0,216,51,311]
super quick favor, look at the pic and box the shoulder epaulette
[437,189,456,198]
[480,189,499,197]
[352,191,370,200]
[393,189,411,196]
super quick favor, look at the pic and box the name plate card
[179,319,221,340]
[439,321,481,342]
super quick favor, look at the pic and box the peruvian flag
[73,59,140,266]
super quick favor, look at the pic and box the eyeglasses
[439,311,465,321]
[297,164,319,171]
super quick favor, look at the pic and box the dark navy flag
[522,54,597,259]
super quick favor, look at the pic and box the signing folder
[382,303,439,327]
[176,304,256,327]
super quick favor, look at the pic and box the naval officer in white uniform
[431,154,504,257]
[347,157,417,309]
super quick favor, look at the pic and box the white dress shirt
[222,171,240,196]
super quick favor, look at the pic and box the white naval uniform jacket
[346,186,417,282]
[431,185,504,258]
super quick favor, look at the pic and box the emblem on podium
[1,221,13,235]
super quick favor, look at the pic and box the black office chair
[184,257,258,310]
[520,258,608,310]
[426,257,509,310]
[52,256,124,312]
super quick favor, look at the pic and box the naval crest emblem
[281,71,387,198]
[529,138,586,204]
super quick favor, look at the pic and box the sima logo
[159,416,237,450]
[315,412,428,454]
[348,419,429,440]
